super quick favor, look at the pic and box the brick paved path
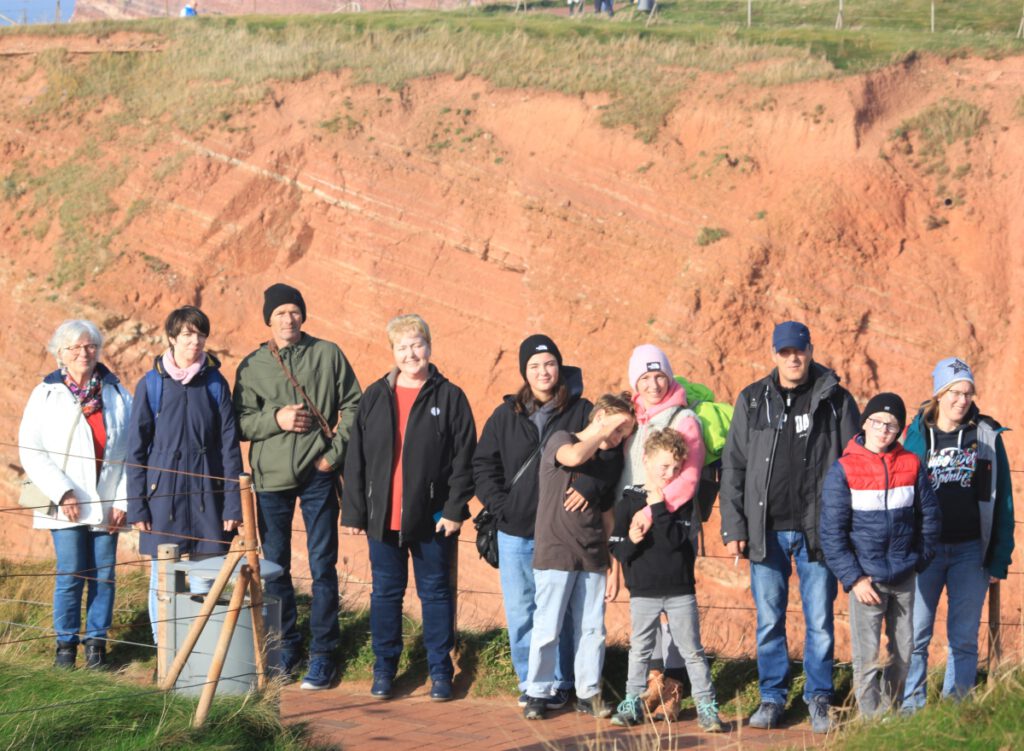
[281,679,822,751]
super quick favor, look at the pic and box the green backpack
[673,376,734,524]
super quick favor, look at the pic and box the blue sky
[0,0,75,24]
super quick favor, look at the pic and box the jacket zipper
[881,454,891,583]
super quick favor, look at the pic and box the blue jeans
[50,528,118,645]
[257,470,340,655]
[367,531,456,681]
[526,569,606,700]
[749,530,837,705]
[497,531,574,692]
[902,540,989,709]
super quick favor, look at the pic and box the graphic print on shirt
[780,411,811,439]
[927,442,978,490]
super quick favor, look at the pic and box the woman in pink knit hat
[612,344,707,721]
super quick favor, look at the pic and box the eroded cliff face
[1,33,1020,656]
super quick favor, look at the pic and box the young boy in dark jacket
[522,393,633,721]
[820,393,941,719]
[609,428,723,732]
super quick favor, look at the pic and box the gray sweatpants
[627,594,714,702]
[848,575,915,719]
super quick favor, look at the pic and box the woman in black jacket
[342,315,476,702]
[472,334,598,708]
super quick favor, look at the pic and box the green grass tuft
[696,226,730,246]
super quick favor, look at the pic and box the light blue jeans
[750,530,837,705]
[902,539,990,709]
[497,531,574,692]
[50,528,118,645]
[526,568,607,701]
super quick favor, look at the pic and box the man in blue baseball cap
[720,321,860,733]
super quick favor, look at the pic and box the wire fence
[2,436,1022,719]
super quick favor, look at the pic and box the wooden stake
[238,474,267,688]
[156,543,181,685]
[835,0,844,30]
[988,581,1002,669]
[193,566,251,728]
[161,537,250,691]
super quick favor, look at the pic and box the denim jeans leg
[257,489,299,652]
[902,545,947,710]
[793,532,837,703]
[298,470,341,655]
[83,530,117,642]
[570,571,607,700]
[627,597,664,697]
[51,528,88,645]
[526,568,574,698]
[942,540,989,699]
[368,534,408,678]
[749,530,793,704]
[848,587,886,718]
[663,593,715,703]
[497,532,537,691]
[882,576,915,711]
[410,532,456,681]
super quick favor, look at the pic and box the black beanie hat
[862,392,907,433]
[263,283,306,325]
[519,334,563,380]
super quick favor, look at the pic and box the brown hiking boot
[640,669,665,714]
[652,677,684,721]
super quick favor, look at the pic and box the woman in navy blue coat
[126,306,243,643]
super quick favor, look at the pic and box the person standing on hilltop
[233,284,362,691]
[719,321,859,733]
[901,358,1015,712]
[473,335,606,710]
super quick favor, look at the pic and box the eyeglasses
[946,388,975,402]
[866,418,900,434]
[63,344,98,355]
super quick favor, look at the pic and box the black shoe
[54,643,76,669]
[430,677,453,702]
[83,639,106,670]
[371,673,394,699]
[576,694,612,718]
[524,696,548,720]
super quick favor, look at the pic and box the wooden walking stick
[160,536,250,691]
[193,565,252,728]
[239,473,268,689]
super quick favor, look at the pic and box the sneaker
[696,700,724,732]
[610,694,645,727]
[54,643,76,670]
[546,688,571,710]
[83,639,106,670]
[300,655,336,690]
[517,692,529,708]
[748,701,784,729]
[371,673,394,699]
[430,677,453,702]
[524,695,548,720]
[576,694,612,718]
[809,694,834,734]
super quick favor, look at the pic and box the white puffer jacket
[18,365,132,531]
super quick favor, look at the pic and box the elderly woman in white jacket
[18,320,132,669]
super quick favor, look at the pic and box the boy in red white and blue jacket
[820,392,940,720]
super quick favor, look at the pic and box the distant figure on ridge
[233,284,362,691]
[720,321,859,733]
[180,2,198,17]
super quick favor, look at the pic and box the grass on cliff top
[5,1,1022,141]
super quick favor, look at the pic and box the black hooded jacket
[472,366,604,538]
[341,365,477,544]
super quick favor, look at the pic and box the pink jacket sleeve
[638,414,706,522]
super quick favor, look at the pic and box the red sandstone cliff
[1,31,1021,659]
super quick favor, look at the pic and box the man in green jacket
[234,283,362,690]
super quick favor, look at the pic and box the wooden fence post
[988,581,1002,670]
[238,474,267,689]
[156,543,181,685]
[835,0,844,30]
[193,565,251,727]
